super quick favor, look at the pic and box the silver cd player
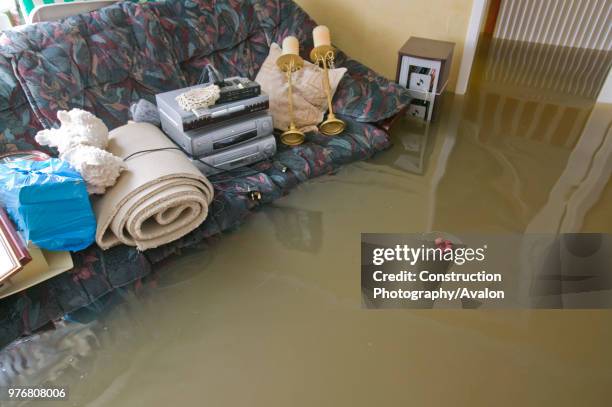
[160,111,273,157]
[190,134,277,175]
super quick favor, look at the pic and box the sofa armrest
[333,52,411,124]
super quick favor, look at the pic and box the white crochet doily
[175,85,221,113]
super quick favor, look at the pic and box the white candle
[282,36,299,55]
[313,25,331,47]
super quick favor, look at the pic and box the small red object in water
[434,237,453,252]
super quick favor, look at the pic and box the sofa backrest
[0,53,44,154]
[0,0,317,155]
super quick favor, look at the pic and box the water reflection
[427,37,612,233]
[371,118,434,175]
[0,289,162,407]
[531,233,612,308]
[264,205,323,253]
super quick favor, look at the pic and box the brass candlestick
[276,53,305,146]
[310,45,345,136]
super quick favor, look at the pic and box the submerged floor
[2,38,612,406]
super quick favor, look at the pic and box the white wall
[597,69,612,103]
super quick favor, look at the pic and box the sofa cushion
[1,2,185,130]
[0,55,45,154]
[153,0,270,84]
[255,42,347,133]
[333,52,412,122]
[0,109,43,154]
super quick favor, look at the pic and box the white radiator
[486,0,612,100]
[494,0,612,51]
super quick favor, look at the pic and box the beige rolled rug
[93,122,214,251]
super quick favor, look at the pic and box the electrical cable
[122,147,183,161]
[121,147,275,185]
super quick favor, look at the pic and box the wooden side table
[396,37,455,121]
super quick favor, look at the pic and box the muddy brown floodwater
[2,37,611,407]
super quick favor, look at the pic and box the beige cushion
[255,43,347,133]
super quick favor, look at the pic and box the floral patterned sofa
[0,0,410,348]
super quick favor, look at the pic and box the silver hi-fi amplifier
[190,134,277,176]
[161,111,273,157]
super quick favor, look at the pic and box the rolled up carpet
[93,122,214,251]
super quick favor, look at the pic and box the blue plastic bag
[0,158,96,251]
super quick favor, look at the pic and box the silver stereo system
[156,80,277,176]
[160,111,273,157]
[190,135,277,175]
